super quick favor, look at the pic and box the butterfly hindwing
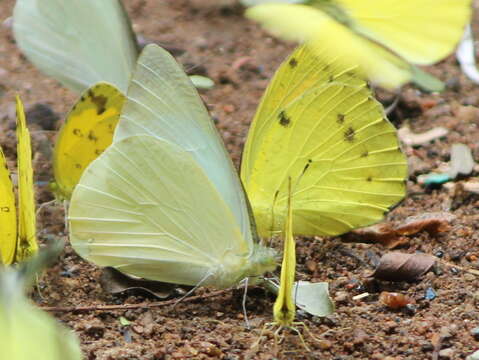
[0,148,17,265]
[15,96,37,262]
[115,44,254,246]
[241,46,408,237]
[13,0,138,93]
[336,0,472,64]
[69,135,256,288]
[53,82,124,200]
[246,0,471,89]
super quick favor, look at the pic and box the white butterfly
[13,0,138,93]
[68,45,277,288]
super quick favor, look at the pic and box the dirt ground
[1,0,479,359]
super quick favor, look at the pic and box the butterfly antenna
[385,89,401,115]
[63,200,69,234]
[36,199,57,218]
[242,277,251,329]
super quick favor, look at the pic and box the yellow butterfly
[51,83,125,200]
[241,45,408,237]
[0,96,38,265]
[1,262,82,360]
[245,0,472,89]
[273,178,296,328]
[255,179,317,350]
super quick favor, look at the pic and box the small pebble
[438,348,454,359]
[425,287,437,300]
[465,273,476,281]
[471,327,479,340]
[318,340,332,350]
[334,291,348,304]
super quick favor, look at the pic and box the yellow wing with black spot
[273,179,295,327]
[0,147,17,265]
[52,82,124,200]
[241,46,408,237]
[16,95,38,262]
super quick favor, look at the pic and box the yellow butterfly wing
[53,82,124,199]
[241,47,408,237]
[273,179,295,327]
[336,0,472,65]
[246,3,411,89]
[0,147,17,265]
[16,95,38,262]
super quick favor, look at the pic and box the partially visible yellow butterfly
[245,0,472,90]
[51,82,124,200]
[241,45,408,237]
[0,96,37,265]
[255,179,317,350]
[0,263,82,360]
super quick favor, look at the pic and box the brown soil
[1,1,479,359]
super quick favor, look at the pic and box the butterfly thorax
[209,244,277,289]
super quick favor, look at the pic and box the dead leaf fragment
[396,212,454,236]
[371,252,436,282]
[100,267,176,299]
[448,143,475,178]
[398,126,449,146]
[345,212,454,248]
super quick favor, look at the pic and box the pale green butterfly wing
[69,135,276,288]
[13,0,138,93]
[115,44,253,246]
[241,47,407,237]
[0,269,82,360]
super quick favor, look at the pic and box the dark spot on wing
[289,58,298,68]
[88,90,108,115]
[95,149,103,155]
[278,111,291,127]
[88,130,98,143]
[344,127,355,142]
[73,128,83,137]
[328,75,334,82]
[337,113,345,124]
[361,151,368,157]
[367,176,372,182]
[75,164,82,169]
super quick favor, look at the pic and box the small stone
[384,321,397,334]
[353,329,368,346]
[471,327,479,340]
[465,273,476,281]
[438,348,454,359]
[306,259,317,272]
[132,325,144,334]
[334,291,348,304]
[318,340,332,350]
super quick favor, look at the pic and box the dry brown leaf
[370,252,436,282]
[100,267,176,299]
[345,212,454,248]
[395,212,454,236]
